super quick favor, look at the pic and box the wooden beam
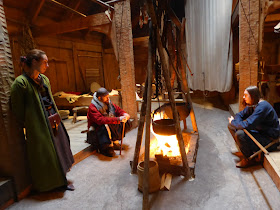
[265,13,280,22]
[147,0,191,179]
[32,13,110,37]
[59,0,82,21]
[3,6,27,22]
[47,0,86,17]
[166,7,181,29]
[105,0,124,4]
[89,0,114,10]
[178,18,198,132]
[231,0,239,26]
[113,0,137,119]
[28,0,45,24]
[142,21,153,210]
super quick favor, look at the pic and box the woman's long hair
[245,86,261,106]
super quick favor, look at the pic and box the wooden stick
[160,173,167,190]
[119,121,125,155]
[249,139,279,160]
[164,173,172,191]
[146,0,191,179]
[243,129,269,155]
[178,18,198,132]
[142,20,153,210]
[131,76,149,174]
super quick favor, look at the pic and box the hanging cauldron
[152,102,191,136]
[152,119,176,136]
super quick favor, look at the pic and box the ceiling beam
[28,0,46,24]
[47,0,86,17]
[89,0,114,10]
[105,0,125,4]
[265,13,280,22]
[59,0,82,21]
[32,13,110,37]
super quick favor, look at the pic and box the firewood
[160,173,166,190]
[160,173,172,191]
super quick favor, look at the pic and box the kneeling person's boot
[113,141,122,150]
[100,144,115,157]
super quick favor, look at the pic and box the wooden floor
[62,116,90,155]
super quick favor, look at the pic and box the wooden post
[146,0,191,179]
[142,21,154,210]
[178,18,198,132]
[131,76,148,174]
[167,22,177,88]
[239,0,259,110]
[114,0,137,120]
[0,0,30,198]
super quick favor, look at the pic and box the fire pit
[139,102,199,177]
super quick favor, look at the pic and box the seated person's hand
[124,113,130,120]
[228,116,234,124]
[119,116,128,123]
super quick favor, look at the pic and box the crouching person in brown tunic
[11,49,75,192]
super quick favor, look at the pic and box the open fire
[150,112,189,160]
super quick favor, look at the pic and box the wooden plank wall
[103,48,121,91]
[9,34,105,94]
[9,33,149,94]
[133,37,148,85]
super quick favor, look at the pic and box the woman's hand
[228,116,234,124]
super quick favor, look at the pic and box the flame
[152,132,180,156]
[153,112,164,120]
[150,111,189,158]
[151,127,189,158]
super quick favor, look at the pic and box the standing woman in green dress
[11,49,74,192]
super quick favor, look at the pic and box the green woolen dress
[10,73,74,192]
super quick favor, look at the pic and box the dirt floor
[8,96,280,210]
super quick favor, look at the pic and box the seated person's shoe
[65,184,75,191]
[57,183,75,191]
[236,158,259,168]
[113,141,122,150]
[100,144,115,157]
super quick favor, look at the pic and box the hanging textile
[185,0,233,92]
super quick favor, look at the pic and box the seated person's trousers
[228,123,277,158]
[87,120,132,149]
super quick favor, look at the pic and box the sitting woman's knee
[235,130,245,140]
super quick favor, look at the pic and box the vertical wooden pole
[146,0,191,178]
[239,0,259,110]
[0,0,30,197]
[114,0,137,119]
[142,21,154,210]
[131,75,148,174]
[167,22,177,88]
[178,18,198,132]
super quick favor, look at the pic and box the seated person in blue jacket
[228,86,280,168]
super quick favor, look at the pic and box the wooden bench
[72,106,89,123]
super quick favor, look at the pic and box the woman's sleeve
[10,80,26,124]
[231,106,265,130]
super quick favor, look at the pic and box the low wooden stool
[72,106,88,123]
